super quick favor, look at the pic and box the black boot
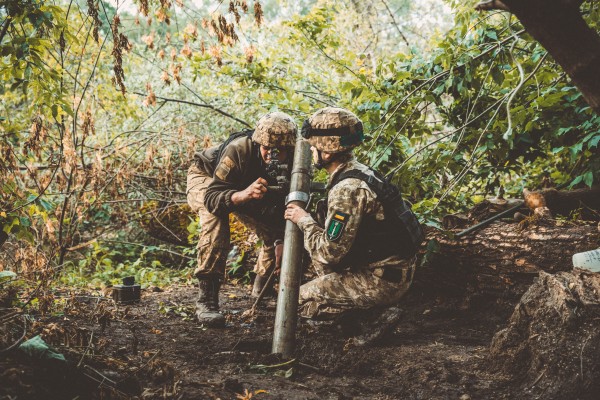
[196,278,225,328]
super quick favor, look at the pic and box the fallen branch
[0,315,27,353]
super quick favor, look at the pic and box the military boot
[196,278,225,328]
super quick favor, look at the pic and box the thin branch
[381,0,410,47]
[130,50,251,128]
[131,91,251,127]
[298,27,376,92]
[6,153,62,213]
[366,27,526,154]
[73,24,109,137]
[99,239,193,260]
[502,15,525,141]
[385,96,506,179]
[0,310,22,325]
[433,97,506,207]
[363,103,422,166]
[0,15,11,44]
[0,315,27,353]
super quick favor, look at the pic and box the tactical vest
[319,168,424,267]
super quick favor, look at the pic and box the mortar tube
[272,137,312,357]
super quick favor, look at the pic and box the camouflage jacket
[297,157,404,271]
[194,136,286,222]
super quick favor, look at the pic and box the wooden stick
[456,201,524,238]
[246,265,278,316]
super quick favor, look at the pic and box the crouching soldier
[284,107,424,319]
[187,112,297,327]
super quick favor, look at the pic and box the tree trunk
[523,186,600,219]
[477,0,600,114]
[416,220,600,309]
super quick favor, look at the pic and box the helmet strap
[313,149,329,170]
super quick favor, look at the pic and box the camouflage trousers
[186,164,282,279]
[299,257,416,319]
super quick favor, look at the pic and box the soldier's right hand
[232,177,268,205]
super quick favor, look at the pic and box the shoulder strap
[214,129,254,166]
[334,169,391,199]
[331,168,424,257]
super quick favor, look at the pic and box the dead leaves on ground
[236,388,268,399]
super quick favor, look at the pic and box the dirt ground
[4,208,598,399]
[1,271,533,400]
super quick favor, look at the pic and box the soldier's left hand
[284,204,309,224]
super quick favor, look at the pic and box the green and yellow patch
[326,211,349,241]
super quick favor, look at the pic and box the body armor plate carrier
[317,169,424,268]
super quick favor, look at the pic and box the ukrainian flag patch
[326,211,349,241]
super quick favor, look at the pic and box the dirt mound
[490,270,600,399]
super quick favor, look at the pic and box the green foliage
[60,242,191,288]
[158,300,195,321]
[334,4,599,224]
[0,270,17,281]
[2,0,599,296]
[227,250,251,284]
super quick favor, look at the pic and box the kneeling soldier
[284,107,423,319]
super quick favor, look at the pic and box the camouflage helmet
[301,107,364,153]
[252,112,297,148]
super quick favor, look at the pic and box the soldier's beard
[313,150,330,170]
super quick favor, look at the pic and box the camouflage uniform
[186,162,280,279]
[296,158,415,318]
[296,107,416,319]
[187,112,296,280]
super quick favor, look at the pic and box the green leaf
[62,102,74,117]
[491,68,504,85]
[3,217,20,234]
[19,217,31,228]
[16,229,34,244]
[0,271,17,281]
[582,171,593,187]
[433,83,445,95]
[569,142,583,159]
[19,336,66,362]
[485,31,498,41]
[39,198,53,211]
[569,175,583,187]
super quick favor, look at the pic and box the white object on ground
[573,248,600,272]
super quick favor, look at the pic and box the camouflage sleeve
[203,138,249,216]
[297,178,372,268]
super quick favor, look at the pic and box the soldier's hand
[232,178,268,205]
[284,204,309,224]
